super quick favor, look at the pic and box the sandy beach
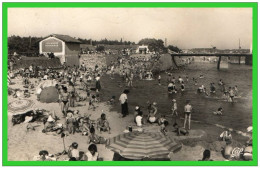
[7,71,245,161]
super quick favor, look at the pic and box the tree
[168,45,181,53]
[138,38,167,53]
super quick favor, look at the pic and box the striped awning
[106,132,182,160]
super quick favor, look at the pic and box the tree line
[8,35,181,54]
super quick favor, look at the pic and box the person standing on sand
[128,72,134,87]
[60,86,70,117]
[95,74,101,92]
[183,100,192,130]
[119,90,129,118]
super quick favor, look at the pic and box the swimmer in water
[178,76,184,84]
[229,87,235,102]
[213,107,223,115]
[197,85,205,93]
[193,77,198,85]
[234,85,238,96]
[210,83,216,94]
[168,82,174,94]
[204,88,209,97]
[219,79,224,86]
[158,75,161,85]
[171,77,176,84]
[181,83,185,92]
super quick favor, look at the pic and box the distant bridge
[170,53,252,70]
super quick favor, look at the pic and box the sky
[8,8,252,49]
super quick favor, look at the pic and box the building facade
[39,34,81,66]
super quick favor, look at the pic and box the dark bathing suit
[185,112,191,116]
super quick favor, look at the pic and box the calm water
[100,62,252,132]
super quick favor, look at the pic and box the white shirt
[168,83,174,87]
[85,151,98,161]
[71,149,79,159]
[119,93,127,104]
[136,116,142,127]
[43,75,48,80]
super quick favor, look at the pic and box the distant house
[39,34,81,66]
[136,45,150,54]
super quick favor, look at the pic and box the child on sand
[96,113,111,134]
[220,130,232,142]
[88,95,96,111]
[84,144,99,161]
[158,115,167,126]
[107,96,116,105]
[160,120,169,136]
[147,102,158,124]
[68,142,80,161]
[88,127,106,144]
[173,124,189,136]
[135,111,143,127]
[66,112,76,134]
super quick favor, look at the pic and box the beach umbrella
[8,99,35,115]
[106,132,182,160]
[39,86,59,103]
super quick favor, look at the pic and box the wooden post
[217,56,222,70]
